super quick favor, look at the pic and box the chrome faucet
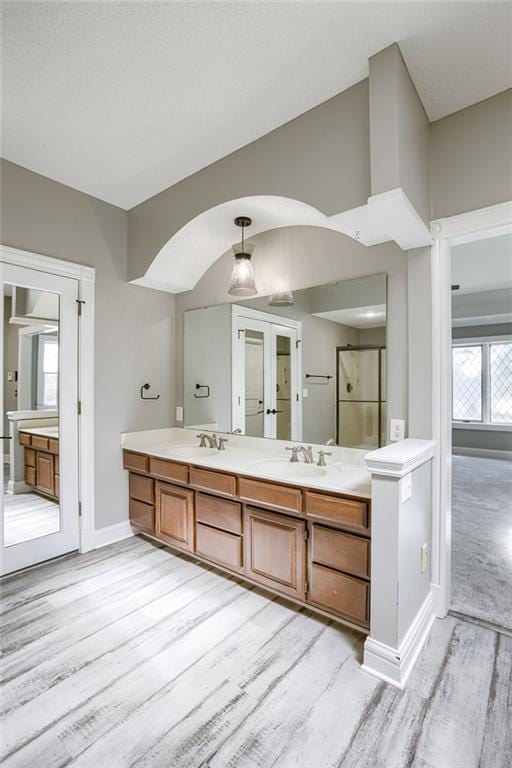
[317,449,332,467]
[231,428,242,434]
[298,445,315,464]
[196,432,218,449]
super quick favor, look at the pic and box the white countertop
[121,427,371,499]
[19,426,59,439]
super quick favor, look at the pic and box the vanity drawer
[189,467,236,497]
[308,563,369,626]
[129,498,155,533]
[238,477,302,516]
[195,493,242,534]
[19,432,31,447]
[311,524,370,579]
[129,473,154,505]
[149,457,189,484]
[48,438,59,455]
[32,435,49,451]
[195,522,243,572]
[25,447,36,468]
[123,451,149,474]
[305,491,369,535]
[25,466,36,486]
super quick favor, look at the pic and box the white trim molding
[1,244,96,556]
[365,438,436,478]
[430,200,512,620]
[362,592,435,689]
[93,521,134,550]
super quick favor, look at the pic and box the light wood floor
[0,536,510,768]
[3,490,60,547]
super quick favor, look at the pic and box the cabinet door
[244,506,306,600]
[156,481,195,552]
[36,452,55,495]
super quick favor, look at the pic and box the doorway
[232,307,302,440]
[430,201,512,624]
[0,247,95,574]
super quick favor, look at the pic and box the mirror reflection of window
[37,335,59,409]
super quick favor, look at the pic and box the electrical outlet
[176,406,183,422]
[390,418,405,442]
[421,543,428,574]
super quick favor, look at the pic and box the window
[452,340,512,426]
[37,335,58,408]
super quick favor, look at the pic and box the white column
[362,438,436,688]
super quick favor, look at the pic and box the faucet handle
[196,433,207,447]
[317,450,332,467]
[217,437,228,451]
[286,446,300,463]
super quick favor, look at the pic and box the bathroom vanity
[19,426,60,501]
[122,429,371,630]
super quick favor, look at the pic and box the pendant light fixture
[228,216,257,297]
[268,290,295,307]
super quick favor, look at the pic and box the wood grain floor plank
[0,547,198,657]
[109,609,331,768]
[410,620,498,768]
[0,579,246,764]
[1,582,266,767]
[478,633,512,768]
[0,535,144,598]
[0,565,223,716]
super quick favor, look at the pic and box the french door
[232,310,301,440]
[0,262,79,574]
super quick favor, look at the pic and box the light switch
[303,388,309,398]
[7,372,13,382]
[421,543,428,574]
[176,406,183,422]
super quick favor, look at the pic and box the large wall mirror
[183,274,387,449]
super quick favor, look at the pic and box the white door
[0,262,79,574]
[233,313,301,440]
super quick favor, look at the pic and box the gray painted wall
[174,226,408,436]
[369,44,430,224]
[128,80,370,282]
[1,159,174,531]
[407,247,433,439]
[431,88,512,219]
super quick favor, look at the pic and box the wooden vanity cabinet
[156,481,195,552]
[20,431,59,501]
[122,449,371,630]
[243,506,306,600]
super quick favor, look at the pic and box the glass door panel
[337,346,386,449]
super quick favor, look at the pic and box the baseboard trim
[362,591,435,689]
[431,582,449,618]
[7,480,31,494]
[93,521,134,549]
[452,446,512,461]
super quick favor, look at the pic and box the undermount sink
[169,445,219,458]
[252,459,327,479]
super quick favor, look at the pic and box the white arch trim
[132,191,432,293]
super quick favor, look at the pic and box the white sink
[169,445,219,458]
[252,459,326,479]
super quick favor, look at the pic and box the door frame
[231,304,302,440]
[1,244,96,554]
[429,200,512,617]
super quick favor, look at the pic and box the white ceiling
[451,233,512,294]
[1,1,511,210]
[314,305,387,330]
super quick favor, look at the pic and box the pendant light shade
[268,290,294,307]
[228,216,257,297]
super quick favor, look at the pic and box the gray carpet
[452,454,512,631]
